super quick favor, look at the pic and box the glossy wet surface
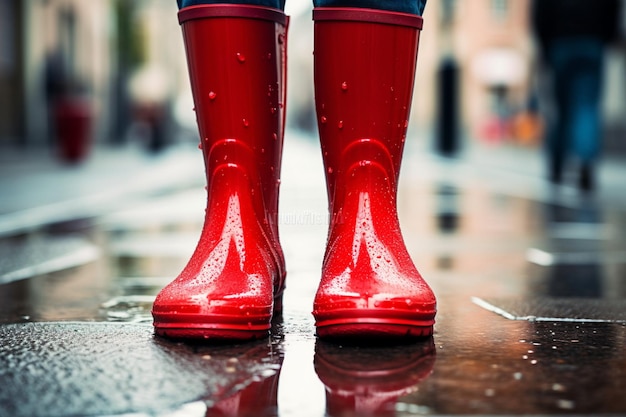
[1,133,625,416]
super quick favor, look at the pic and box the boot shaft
[313,7,423,206]
[179,5,287,203]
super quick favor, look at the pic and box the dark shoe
[579,163,594,191]
[549,155,563,184]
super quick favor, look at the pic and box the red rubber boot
[312,8,436,340]
[152,5,288,341]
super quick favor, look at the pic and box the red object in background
[312,8,436,340]
[151,5,288,341]
[54,96,92,163]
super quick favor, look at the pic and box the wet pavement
[1,132,625,416]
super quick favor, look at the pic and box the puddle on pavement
[100,295,156,323]
[2,182,626,416]
[0,234,100,285]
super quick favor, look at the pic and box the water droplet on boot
[341,81,348,91]
[404,120,409,128]
[327,167,333,174]
[270,107,277,114]
[267,52,272,59]
[338,120,344,129]
[278,34,285,44]
[236,53,246,62]
[208,91,217,100]
[320,116,327,124]
[272,133,278,141]
[243,119,249,127]
[198,142,203,150]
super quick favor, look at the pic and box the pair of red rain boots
[151,4,436,341]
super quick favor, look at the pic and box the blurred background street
[1,1,626,416]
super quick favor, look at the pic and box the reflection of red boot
[312,8,436,340]
[207,369,281,417]
[315,338,436,416]
[152,5,288,340]
[197,336,284,417]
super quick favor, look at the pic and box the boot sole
[153,293,283,341]
[153,312,273,341]
[154,324,270,341]
[314,309,435,340]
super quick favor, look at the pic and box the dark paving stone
[421,299,626,415]
[0,322,283,417]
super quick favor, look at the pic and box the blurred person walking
[151,0,436,342]
[532,0,622,190]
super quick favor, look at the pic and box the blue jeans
[177,0,426,15]
[547,37,605,165]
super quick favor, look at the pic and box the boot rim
[313,7,423,30]
[179,4,287,26]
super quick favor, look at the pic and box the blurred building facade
[1,0,624,152]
